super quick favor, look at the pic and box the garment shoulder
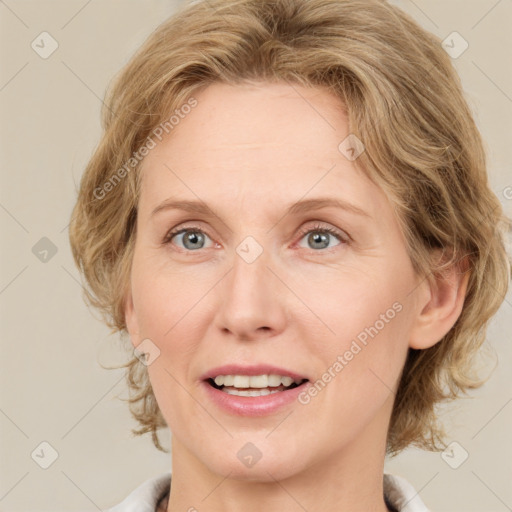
[384,473,431,512]
[104,472,172,512]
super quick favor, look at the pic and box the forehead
[138,81,390,218]
[163,81,347,155]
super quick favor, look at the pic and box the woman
[68,0,511,511]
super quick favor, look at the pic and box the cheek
[131,258,211,340]
[299,263,413,406]
[294,299,411,453]
[129,264,208,416]
[302,260,412,350]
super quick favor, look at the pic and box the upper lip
[200,364,309,382]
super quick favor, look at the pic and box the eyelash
[162,222,350,253]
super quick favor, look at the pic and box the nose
[213,242,288,341]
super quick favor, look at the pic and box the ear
[409,252,471,350]
[124,287,141,349]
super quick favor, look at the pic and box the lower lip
[201,380,309,416]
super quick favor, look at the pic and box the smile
[208,374,307,397]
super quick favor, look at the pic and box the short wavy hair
[69,0,511,455]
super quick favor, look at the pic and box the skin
[124,81,469,512]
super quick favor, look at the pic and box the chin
[215,458,302,483]
[196,439,306,482]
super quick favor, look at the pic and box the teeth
[234,375,250,388]
[268,374,282,387]
[222,375,234,386]
[224,388,282,397]
[212,374,303,388]
[281,376,294,387]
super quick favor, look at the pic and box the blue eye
[297,224,347,251]
[163,223,349,252]
[164,227,213,251]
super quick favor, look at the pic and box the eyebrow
[151,197,371,219]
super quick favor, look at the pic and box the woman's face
[125,81,426,480]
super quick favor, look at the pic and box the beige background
[0,1,511,511]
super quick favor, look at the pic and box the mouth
[205,374,309,397]
[200,366,311,415]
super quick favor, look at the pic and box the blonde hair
[68,0,511,454]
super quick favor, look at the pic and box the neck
[166,409,393,512]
